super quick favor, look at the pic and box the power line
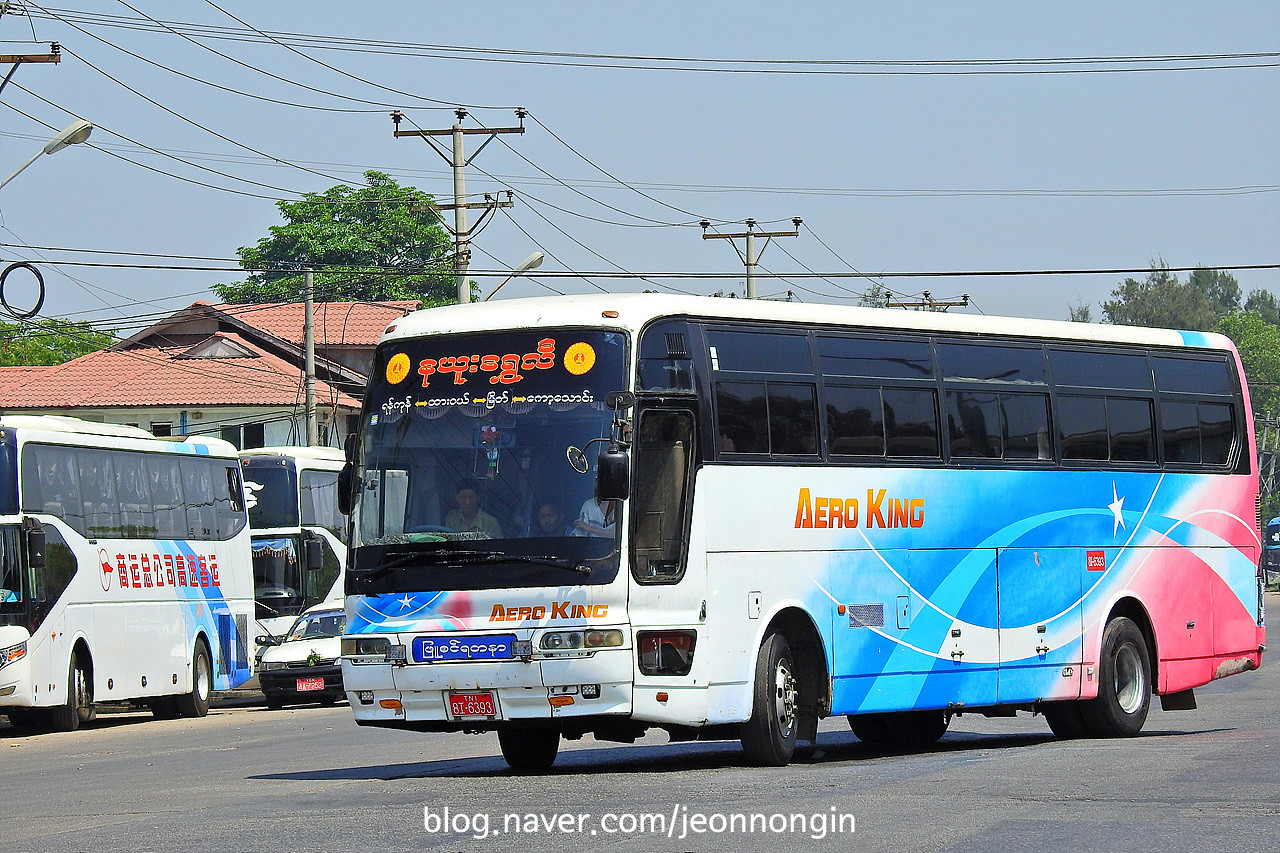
[21,8,1280,74]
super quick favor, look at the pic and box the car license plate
[296,677,324,692]
[449,691,497,718]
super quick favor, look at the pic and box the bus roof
[238,445,345,465]
[382,293,1233,352]
[0,414,238,455]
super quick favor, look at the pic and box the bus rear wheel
[176,640,213,718]
[1081,617,1151,737]
[497,726,559,773]
[740,631,799,766]
[848,710,949,747]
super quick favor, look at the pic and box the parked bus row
[0,418,346,731]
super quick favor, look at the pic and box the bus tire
[1081,617,1150,737]
[740,631,799,766]
[848,710,948,746]
[149,697,180,719]
[497,726,559,773]
[5,707,46,731]
[1042,700,1089,739]
[50,652,93,732]
[176,640,213,718]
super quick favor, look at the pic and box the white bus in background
[239,447,346,636]
[0,416,254,731]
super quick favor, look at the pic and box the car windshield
[349,329,628,591]
[286,610,345,642]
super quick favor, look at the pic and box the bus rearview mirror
[596,448,630,502]
[25,526,45,569]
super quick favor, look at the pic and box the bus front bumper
[342,648,632,729]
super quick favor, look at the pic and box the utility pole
[0,41,61,97]
[701,218,801,299]
[888,291,970,311]
[304,268,318,446]
[391,108,525,304]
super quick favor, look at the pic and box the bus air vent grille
[848,603,885,628]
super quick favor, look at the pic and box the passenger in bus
[572,494,616,538]
[445,485,503,538]
[534,502,573,537]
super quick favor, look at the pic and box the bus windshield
[350,329,627,591]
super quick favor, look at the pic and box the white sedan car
[256,603,346,710]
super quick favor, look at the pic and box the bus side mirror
[337,463,354,516]
[596,448,630,502]
[25,525,45,569]
[303,536,323,572]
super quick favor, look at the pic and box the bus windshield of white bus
[349,329,627,592]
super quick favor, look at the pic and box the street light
[483,251,545,301]
[0,120,94,192]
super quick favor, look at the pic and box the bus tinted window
[1108,398,1156,462]
[300,469,344,542]
[769,383,819,455]
[817,335,933,380]
[708,330,811,374]
[937,343,1046,384]
[827,386,884,456]
[1049,349,1151,390]
[1200,403,1234,464]
[716,382,769,453]
[884,387,939,457]
[1002,394,1052,460]
[1154,356,1233,395]
[945,391,1002,459]
[1058,395,1108,460]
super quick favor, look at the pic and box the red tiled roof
[211,301,420,347]
[0,333,360,410]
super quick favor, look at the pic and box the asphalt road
[4,595,1278,853]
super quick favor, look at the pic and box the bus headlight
[0,641,25,670]
[540,629,623,651]
[341,636,391,657]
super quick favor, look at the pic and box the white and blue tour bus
[0,416,254,730]
[338,294,1265,770]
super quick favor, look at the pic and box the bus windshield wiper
[359,549,592,577]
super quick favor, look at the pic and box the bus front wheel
[176,640,213,718]
[49,652,93,732]
[740,631,799,766]
[1082,617,1151,737]
[497,726,559,773]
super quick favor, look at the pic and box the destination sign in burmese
[369,330,627,414]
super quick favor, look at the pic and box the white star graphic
[397,594,414,610]
[1109,482,1126,537]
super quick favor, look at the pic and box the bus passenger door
[996,547,1083,703]
[625,406,706,725]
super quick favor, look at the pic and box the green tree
[1189,267,1241,317]
[212,171,455,305]
[1218,312,1280,415]
[0,318,115,366]
[1066,299,1093,323]
[1100,260,1218,331]
[1245,288,1280,325]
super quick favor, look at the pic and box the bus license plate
[449,691,497,718]
[297,677,324,692]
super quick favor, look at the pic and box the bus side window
[29,524,76,630]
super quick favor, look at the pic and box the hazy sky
[0,1,1275,334]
